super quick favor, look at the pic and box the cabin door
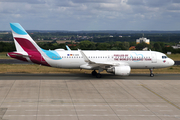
[151,53,157,63]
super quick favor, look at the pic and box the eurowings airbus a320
[7,23,175,78]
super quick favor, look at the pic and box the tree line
[1,32,180,43]
[0,41,180,54]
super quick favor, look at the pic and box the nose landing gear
[149,69,154,77]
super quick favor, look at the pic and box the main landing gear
[91,69,102,78]
[149,69,154,77]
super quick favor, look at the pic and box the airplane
[7,23,175,78]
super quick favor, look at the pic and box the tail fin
[9,23,50,66]
[10,23,41,53]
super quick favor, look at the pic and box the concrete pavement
[0,74,179,120]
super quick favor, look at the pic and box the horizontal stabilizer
[10,54,30,58]
[7,52,30,58]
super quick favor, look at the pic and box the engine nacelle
[106,66,131,76]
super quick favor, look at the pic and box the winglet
[66,45,71,51]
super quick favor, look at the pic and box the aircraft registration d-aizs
[7,23,174,78]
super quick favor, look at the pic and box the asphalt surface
[0,59,32,64]
[0,73,180,80]
[0,74,179,120]
[0,59,180,65]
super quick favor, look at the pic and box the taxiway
[0,74,179,120]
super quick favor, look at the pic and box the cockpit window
[162,56,168,59]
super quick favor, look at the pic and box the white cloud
[0,0,46,4]
[0,0,180,30]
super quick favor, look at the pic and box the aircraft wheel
[149,69,154,77]
[92,70,97,76]
[150,73,154,77]
[96,73,102,78]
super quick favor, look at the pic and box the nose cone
[169,59,175,66]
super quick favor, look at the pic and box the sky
[0,0,180,31]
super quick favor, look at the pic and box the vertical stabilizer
[10,23,41,53]
[9,23,50,66]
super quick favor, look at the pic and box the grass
[0,64,91,74]
[0,52,12,59]
[0,64,180,74]
[166,54,180,61]
[131,66,180,74]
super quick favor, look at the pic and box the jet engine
[106,65,131,76]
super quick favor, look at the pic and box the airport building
[172,44,180,49]
[136,37,150,44]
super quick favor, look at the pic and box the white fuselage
[8,23,175,77]
[43,50,174,69]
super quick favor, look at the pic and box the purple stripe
[15,37,50,66]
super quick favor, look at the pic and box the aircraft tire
[96,73,102,78]
[92,70,97,76]
[150,73,154,77]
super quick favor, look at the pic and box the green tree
[129,42,136,47]
[154,43,162,51]
[162,47,175,53]
[111,47,118,50]
[122,42,130,50]
[95,42,111,50]
[114,41,123,50]
[135,42,150,50]
[79,40,96,50]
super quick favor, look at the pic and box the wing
[79,50,128,69]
